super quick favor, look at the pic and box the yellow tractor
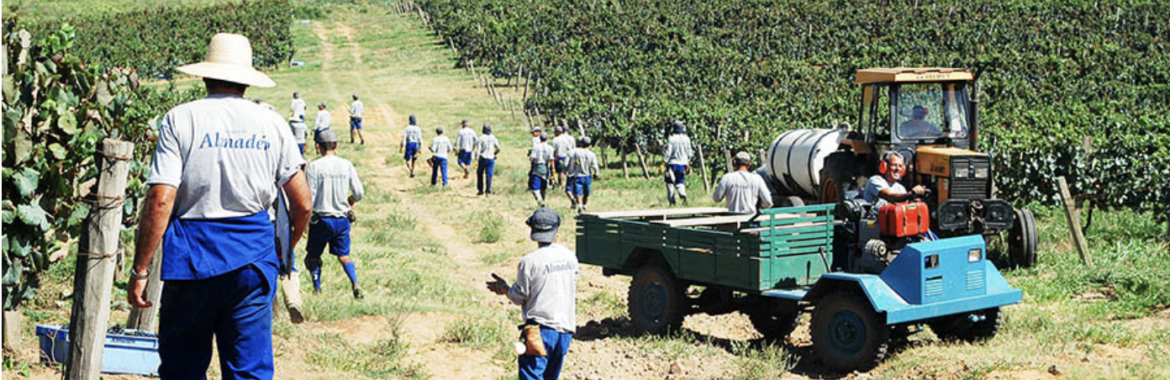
[764,68,1038,267]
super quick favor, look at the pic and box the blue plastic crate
[36,324,161,377]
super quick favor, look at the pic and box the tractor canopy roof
[855,67,973,85]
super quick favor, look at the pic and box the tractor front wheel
[1008,209,1038,268]
[628,263,686,335]
[811,290,889,372]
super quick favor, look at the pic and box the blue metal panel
[881,235,988,304]
[793,260,1021,324]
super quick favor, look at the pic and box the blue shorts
[404,142,420,161]
[529,174,547,191]
[458,151,473,166]
[350,118,362,130]
[307,217,351,257]
[568,176,592,197]
[665,164,687,184]
[555,157,568,173]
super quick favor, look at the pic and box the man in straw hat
[128,33,312,379]
[486,207,579,380]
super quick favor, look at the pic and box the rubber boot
[533,190,545,207]
[280,272,305,324]
[666,184,677,206]
[677,184,688,204]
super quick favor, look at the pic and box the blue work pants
[477,158,495,194]
[431,157,448,186]
[518,328,573,380]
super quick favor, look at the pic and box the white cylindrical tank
[766,128,845,198]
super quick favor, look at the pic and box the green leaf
[58,112,78,136]
[1,260,21,286]
[67,203,90,228]
[48,144,67,160]
[13,169,40,198]
[12,128,33,164]
[8,236,31,259]
[17,202,51,231]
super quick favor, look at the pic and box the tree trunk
[697,143,711,193]
[635,143,651,179]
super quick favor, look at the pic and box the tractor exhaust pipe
[970,70,983,152]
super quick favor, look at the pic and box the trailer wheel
[811,290,889,372]
[1008,209,1038,268]
[748,298,800,341]
[929,307,1002,342]
[628,263,685,335]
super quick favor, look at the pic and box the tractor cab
[824,67,1038,268]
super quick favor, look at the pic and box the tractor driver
[863,152,926,206]
[899,105,941,138]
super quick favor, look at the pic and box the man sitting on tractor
[899,105,941,138]
[863,152,926,207]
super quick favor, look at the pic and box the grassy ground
[7,1,1170,379]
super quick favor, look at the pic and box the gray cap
[461,119,470,126]
[673,120,686,134]
[482,123,492,134]
[555,126,565,134]
[319,102,327,107]
[734,151,752,165]
[540,132,549,141]
[409,115,417,124]
[316,130,339,143]
[293,92,300,98]
[436,126,445,133]
[526,207,561,243]
[532,126,542,133]
[352,93,359,99]
[579,136,592,146]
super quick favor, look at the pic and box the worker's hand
[592,174,599,180]
[128,276,152,308]
[486,276,509,295]
[685,165,691,175]
[912,185,926,195]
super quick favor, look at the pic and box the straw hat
[176,33,276,88]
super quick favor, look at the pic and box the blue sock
[310,266,322,290]
[343,261,359,286]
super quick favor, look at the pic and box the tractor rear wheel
[628,263,686,335]
[811,290,889,372]
[1008,209,1038,268]
[747,298,801,341]
[819,153,863,204]
[929,307,1002,342]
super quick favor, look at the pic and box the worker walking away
[486,207,578,380]
[550,126,575,188]
[304,130,365,298]
[663,120,694,206]
[529,132,555,206]
[128,33,312,379]
[475,123,501,196]
[455,119,478,179]
[430,126,453,187]
[290,92,306,121]
[314,102,331,143]
[530,126,543,148]
[565,136,600,213]
[348,94,365,145]
[713,151,773,214]
[290,116,309,155]
[400,115,424,177]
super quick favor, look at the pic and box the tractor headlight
[953,166,969,178]
[968,248,983,262]
[974,167,989,179]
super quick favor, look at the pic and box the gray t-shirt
[475,134,501,160]
[290,98,306,119]
[664,134,694,165]
[863,175,906,205]
[507,243,579,334]
[290,119,308,145]
[455,128,478,152]
[530,143,555,176]
[713,171,774,214]
[430,135,453,158]
[148,94,305,220]
[314,110,331,131]
[565,148,600,177]
[551,134,575,158]
[402,125,423,145]
[349,100,363,119]
[306,155,363,218]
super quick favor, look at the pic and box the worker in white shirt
[475,123,501,196]
[400,115,424,178]
[347,94,365,145]
[713,152,774,214]
[663,120,694,206]
[430,126,453,187]
[290,92,306,121]
[455,119,478,179]
[564,136,600,213]
[314,102,331,143]
[529,132,555,206]
[550,126,575,188]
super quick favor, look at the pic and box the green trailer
[576,204,837,336]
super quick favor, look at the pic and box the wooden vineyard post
[621,143,630,179]
[724,149,733,173]
[634,143,651,179]
[696,144,711,193]
[66,139,134,380]
[1057,176,1093,267]
[125,243,163,332]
